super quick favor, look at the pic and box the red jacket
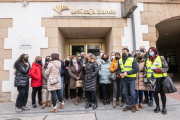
[30,63,43,87]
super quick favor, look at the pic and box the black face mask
[46,58,50,62]
[115,57,120,60]
[137,56,142,61]
[24,58,28,62]
[140,49,144,53]
[103,58,108,61]
[85,57,88,62]
[37,60,42,64]
[122,53,127,58]
[81,56,84,59]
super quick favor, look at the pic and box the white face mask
[100,53,104,56]
[112,56,115,59]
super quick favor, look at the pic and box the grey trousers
[113,78,123,101]
[42,89,51,102]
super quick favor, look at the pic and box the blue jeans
[123,80,136,106]
[144,91,154,101]
[60,76,64,99]
[135,90,144,104]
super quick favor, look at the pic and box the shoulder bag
[49,64,60,85]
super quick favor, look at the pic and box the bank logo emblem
[53,4,69,14]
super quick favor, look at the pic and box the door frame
[70,42,102,55]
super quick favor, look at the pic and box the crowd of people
[14,46,171,114]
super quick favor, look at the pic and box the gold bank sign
[53,4,117,17]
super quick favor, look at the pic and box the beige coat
[68,61,82,89]
[45,61,61,91]
[136,59,147,90]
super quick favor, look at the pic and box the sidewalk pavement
[0,96,180,120]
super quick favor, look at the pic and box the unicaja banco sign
[53,4,117,17]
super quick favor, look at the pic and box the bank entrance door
[70,43,101,56]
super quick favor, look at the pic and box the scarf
[73,62,78,71]
[149,55,156,64]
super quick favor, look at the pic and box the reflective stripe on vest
[119,57,136,78]
[146,56,167,78]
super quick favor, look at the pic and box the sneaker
[22,106,30,110]
[15,107,22,113]
[149,100,153,106]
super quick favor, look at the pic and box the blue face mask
[73,59,77,63]
[149,52,155,57]
[67,58,70,61]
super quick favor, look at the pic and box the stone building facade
[0,0,180,101]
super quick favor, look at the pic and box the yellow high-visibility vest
[119,57,136,78]
[146,56,167,78]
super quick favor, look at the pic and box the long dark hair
[51,53,59,61]
[14,54,27,69]
[44,56,50,69]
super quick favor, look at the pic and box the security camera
[22,0,29,7]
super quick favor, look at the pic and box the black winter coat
[64,60,70,84]
[83,60,99,91]
[14,62,30,87]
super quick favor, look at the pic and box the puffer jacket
[83,60,99,91]
[135,59,147,90]
[68,61,82,89]
[64,60,70,84]
[110,58,120,78]
[45,60,61,91]
[42,64,48,89]
[30,63,43,87]
[98,59,112,84]
[14,62,30,87]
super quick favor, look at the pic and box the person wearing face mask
[64,55,73,100]
[134,50,139,58]
[144,47,169,114]
[134,52,147,111]
[111,52,115,62]
[30,56,43,108]
[68,56,82,105]
[117,48,139,113]
[99,53,112,105]
[14,54,30,112]
[77,54,81,60]
[41,56,51,109]
[83,53,99,110]
[110,52,123,108]
[96,50,105,99]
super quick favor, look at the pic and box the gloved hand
[114,69,118,72]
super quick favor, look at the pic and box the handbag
[162,75,177,93]
[50,77,59,85]
[75,80,83,88]
[109,73,116,80]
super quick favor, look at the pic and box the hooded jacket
[110,58,120,78]
[45,61,61,91]
[30,63,42,87]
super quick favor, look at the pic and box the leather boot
[119,99,123,107]
[154,106,160,113]
[113,100,116,108]
[74,98,78,105]
[59,101,64,109]
[50,105,57,113]
[77,97,82,103]
[85,102,92,108]
[47,100,51,107]
[131,105,137,113]
[135,104,139,111]
[162,107,167,114]
[103,100,106,105]
[41,102,46,109]
[139,103,144,109]
[92,103,98,110]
